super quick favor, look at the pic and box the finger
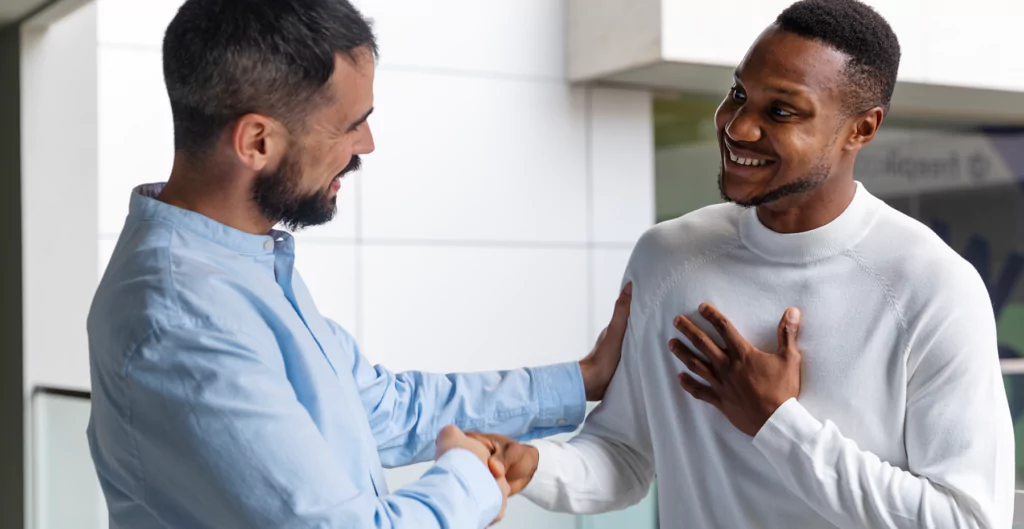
[466,432,497,454]
[434,425,464,456]
[673,314,729,367]
[698,303,750,356]
[607,282,633,336]
[668,339,721,388]
[488,457,507,480]
[678,373,721,407]
[491,477,511,525]
[776,307,802,356]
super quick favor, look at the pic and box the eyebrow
[347,107,374,131]
[733,70,804,97]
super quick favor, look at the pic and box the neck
[755,173,857,234]
[158,154,275,235]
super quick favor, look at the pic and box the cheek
[773,130,821,168]
[713,102,733,132]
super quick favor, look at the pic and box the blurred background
[0,0,1022,528]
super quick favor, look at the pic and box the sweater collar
[738,181,881,264]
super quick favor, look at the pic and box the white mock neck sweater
[523,182,1014,528]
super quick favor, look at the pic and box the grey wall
[0,21,25,529]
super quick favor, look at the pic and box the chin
[719,171,764,203]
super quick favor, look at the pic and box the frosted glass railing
[29,388,107,529]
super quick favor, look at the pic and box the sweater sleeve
[752,265,1015,529]
[520,310,657,514]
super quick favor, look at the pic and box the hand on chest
[655,287,903,437]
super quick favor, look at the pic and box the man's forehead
[321,52,375,121]
[738,28,848,96]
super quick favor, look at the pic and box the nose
[724,105,762,145]
[359,122,375,155]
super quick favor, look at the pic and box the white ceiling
[0,0,53,26]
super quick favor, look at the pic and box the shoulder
[854,201,987,316]
[625,203,744,315]
[89,220,276,366]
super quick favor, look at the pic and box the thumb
[776,307,801,355]
[488,457,507,480]
[434,425,465,457]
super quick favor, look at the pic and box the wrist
[578,359,598,401]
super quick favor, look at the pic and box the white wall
[93,0,654,372]
[86,0,656,526]
[661,0,1024,93]
[20,1,98,393]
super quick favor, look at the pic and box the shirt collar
[128,182,290,255]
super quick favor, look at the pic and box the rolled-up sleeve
[328,320,587,467]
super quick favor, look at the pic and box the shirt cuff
[434,448,503,527]
[531,362,587,430]
[752,398,824,457]
[520,439,559,504]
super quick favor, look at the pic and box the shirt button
[556,419,567,426]
[264,239,274,251]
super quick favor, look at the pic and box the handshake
[435,425,538,524]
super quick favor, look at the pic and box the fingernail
[698,303,709,315]
[674,315,683,327]
[624,282,633,295]
[787,308,801,323]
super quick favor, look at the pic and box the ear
[230,113,288,172]
[843,107,884,153]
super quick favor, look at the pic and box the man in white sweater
[470,0,1015,527]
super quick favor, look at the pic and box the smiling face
[714,27,856,209]
[251,49,376,231]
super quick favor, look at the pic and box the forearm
[372,362,586,467]
[521,433,654,514]
[754,399,1010,529]
[376,449,503,529]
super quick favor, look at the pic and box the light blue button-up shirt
[87,184,587,529]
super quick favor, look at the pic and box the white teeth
[728,151,769,167]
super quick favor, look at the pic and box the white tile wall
[293,241,360,339]
[589,247,634,339]
[360,245,590,373]
[589,88,655,244]
[352,0,566,79]
[21,1,99,394]
[97,45,174,235]
[97,0,182,47]
[361,69,588,243]
[97,0,568,80]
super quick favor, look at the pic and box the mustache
[723,138,775,159]
[338,155,362,178]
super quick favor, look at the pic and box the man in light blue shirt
[86,1,632,528]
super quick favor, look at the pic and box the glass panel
[31,390,107,529]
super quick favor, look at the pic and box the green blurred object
[999,304,1024,356]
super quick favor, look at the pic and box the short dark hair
[163,0,377,157]
[776,0,901,115]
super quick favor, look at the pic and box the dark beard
[718,165,829,208]
[252,154,361,231]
